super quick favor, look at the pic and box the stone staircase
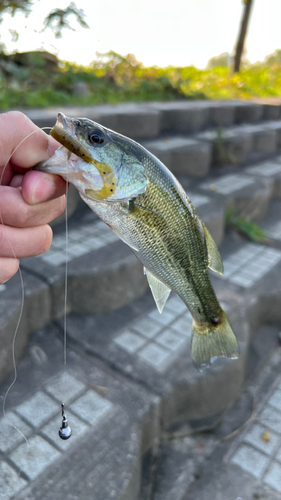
[1,100,281,500]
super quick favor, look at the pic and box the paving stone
[243,423,281,455]
[264,462,281,493]
[268,389,281,412]
[15,391,58,428]
[10,435,61,480]
[0,460,27,499]
[45,372,86,404]
[138,342,172,371]
[0,412,32,453]
[231,444,269,479]
[266,220,281,241]
[114,330,147,353]
[219,244,281,289]
[69,390,113,425]
[142,136,211,177]
[258,406,281,434]
[200,173,255,195]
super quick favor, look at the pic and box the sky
[1,0,281,68]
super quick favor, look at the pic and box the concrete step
[151,335,281,500]
[142,137,212,178]
[61,229,281,429]
[141,122,281,180]
[2,247,281,500]
[2,160,281,383]
[53,131,281,229]
[195,122,281,167]
[2,205,281,499]
[25,101,281,141]
[0,324,159,500]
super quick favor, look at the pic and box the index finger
[0,111,58,184]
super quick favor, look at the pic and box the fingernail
[31,177,55,203]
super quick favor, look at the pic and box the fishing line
[0,127,46,490]
[0,125,71,491]
[59,170,72,440]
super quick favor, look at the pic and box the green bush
[1,50,281,110]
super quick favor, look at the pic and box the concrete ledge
[199,174,273,222]
[234,102,264,123]
[142,137,211,177]
[196,129,253,166]
[146,101,210,133]
[25,103,161,139]
[0,272,51,384]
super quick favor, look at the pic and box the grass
[226,208,267,243]
[1,51,281,110]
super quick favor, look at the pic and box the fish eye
[88,131,104,144]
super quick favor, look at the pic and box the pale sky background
[1,0,281,68]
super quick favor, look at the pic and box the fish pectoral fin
[112,226,139,252]
[129,202,164,228]
[202,223,224,275]
[144,268,171,313]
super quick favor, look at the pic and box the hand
[0,111,66,284]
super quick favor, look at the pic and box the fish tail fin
[191,310,238,370]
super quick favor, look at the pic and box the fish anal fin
[144,268,171,313]
[202,223,224,275]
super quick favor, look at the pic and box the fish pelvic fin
[144,268,171,313]
[191,310,238,370]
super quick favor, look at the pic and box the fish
[37,112,239,369]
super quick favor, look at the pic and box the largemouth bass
[38,112,238,369]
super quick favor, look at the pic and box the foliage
[0,0,33,18]
[1,50,281,110]
[0,1,88,38]
[43,3,89,38]
[226,208,267,243]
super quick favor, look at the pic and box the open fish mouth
[57,112,69,129]
[50,113,93,163]
[52,112,75,138]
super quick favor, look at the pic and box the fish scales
[90,153,220,325]
[37,113,239,369]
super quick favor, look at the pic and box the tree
[0,1,89,39]
[233,0,254,73]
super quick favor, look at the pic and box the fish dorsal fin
[202,223,224,275]
[144,268,171,313]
